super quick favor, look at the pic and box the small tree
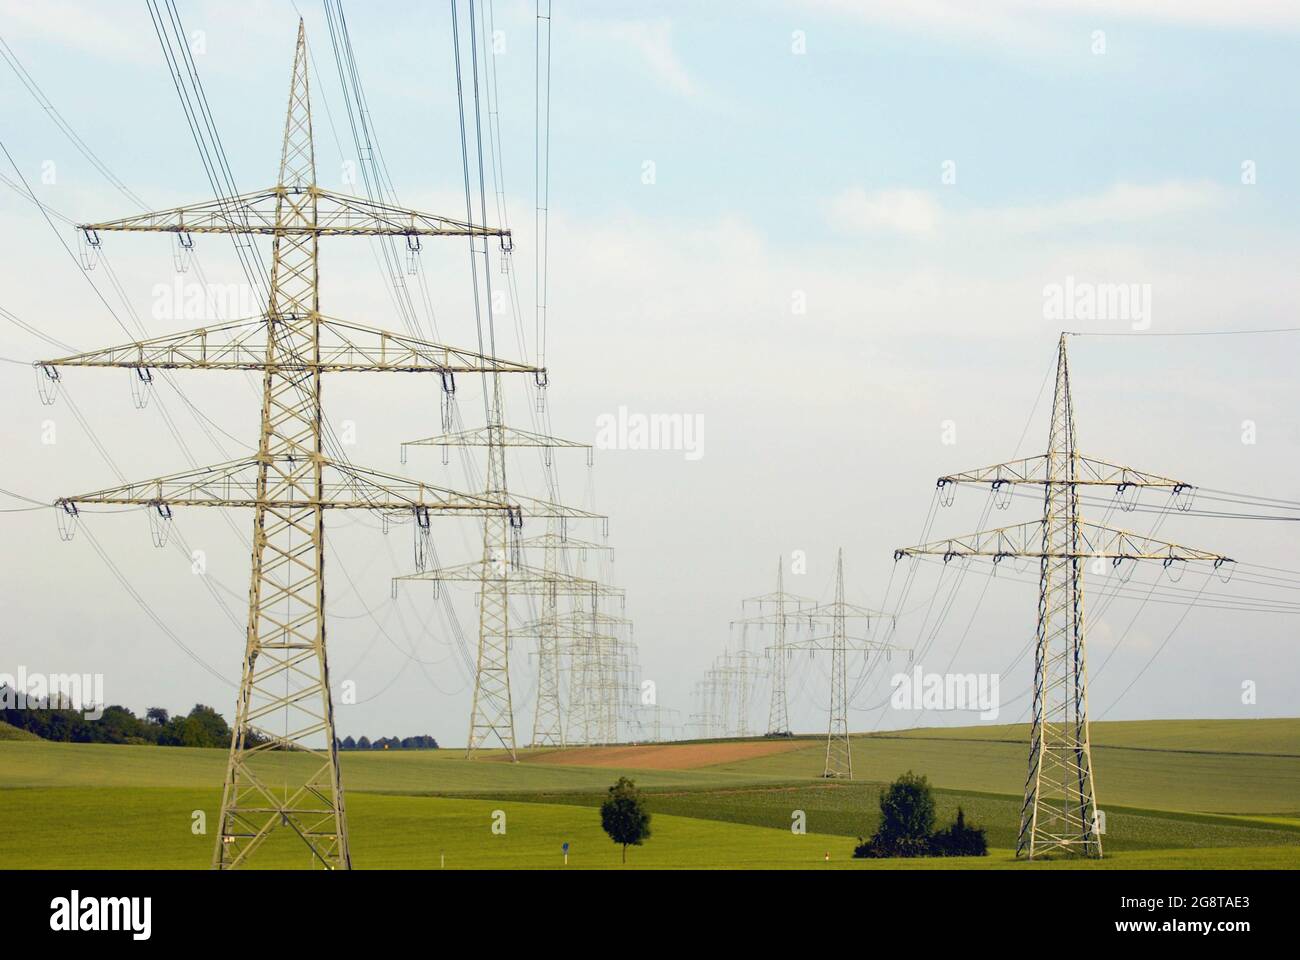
[185,704,232,746]
[854,771,936,858]
[600,777,651,864]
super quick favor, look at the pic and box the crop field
[1,718,1297,869]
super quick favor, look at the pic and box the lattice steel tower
[38,22,541,869]
[733,557,814,737]
[778,550,896,778]
[394,532,620,755]
[399,425,602,755]
[895,333,1232,858]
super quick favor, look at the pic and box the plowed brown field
[521,740,810,770]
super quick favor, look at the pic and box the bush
[930,807,988,857]
[853,774,988,858]
[854,771,935,858]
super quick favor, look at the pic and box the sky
[1,0,1298,747]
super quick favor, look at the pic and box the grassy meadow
[1,718,1297,869]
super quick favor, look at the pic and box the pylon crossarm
[543,610,632,627]
[39,315,538,375]
[516,532,611,552]
[731,602,816,628]
[55,457,514,514]
[40,318,266,370]
[80,188,287,234]
[1077,522,1231,563]
[939,454,1187,489]
[520,623,620,642]
[312,188,508,237]
[403,425,589,450]
[396,558,548,582]
[79,185,508,238]
[395,559,624,595]
[319,317,537,373]
[516,612,625,634]
[939,455,1048,486]
[895,520,1045,559]
[802,600,889,621]
[1076,456,1185,488]
[782,635,901,653]
[894,519,1231,563]
[737,589,817,611]
[507,494,606,522]
[323,461,515,514]
[731,612,789,627]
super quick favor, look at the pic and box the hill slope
[0,720,40,741]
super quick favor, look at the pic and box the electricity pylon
[713,653,737,736]
[518,532,612,748]
[399,424,598,754]
[608,634,639,743]
[894,333,1233,859]
[638,703,680,743]
[514,605,631,745]
[778,550,898,778]
[497,538,617,747]
[576,625,634,744]
[732,557,815,736]
[713,648,765,737]
[690,676,722,739]
[394,557,621,756]
[534,608,631,745]
[691,647,763,738]
[37,22,543,870]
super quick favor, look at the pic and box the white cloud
[0,0,309,71]
[826,187,943,236]
[0,0,154,64]
[826,180,1222,237]
[795,0,1300,33]
[580,19,699,99]
[789,0,1300,60]
[976,180,1223,232]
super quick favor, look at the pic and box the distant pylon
[543,609,628,745]
[768,564,791,736]
[400,425,599,756]
[825,553,851,777]
[733,557,814,737]
[769,550,898,778]
[532,520,567,747]
[395,552,621,750]
[522,531,614,747]
[895,333,1233,858]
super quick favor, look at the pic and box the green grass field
[2,718,1297,869]
[0,720,39,741]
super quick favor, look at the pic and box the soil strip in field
[521,740,811,770]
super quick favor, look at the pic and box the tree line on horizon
[0,688,237,748]
[337,735,439,750]
[0,686,438,750]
